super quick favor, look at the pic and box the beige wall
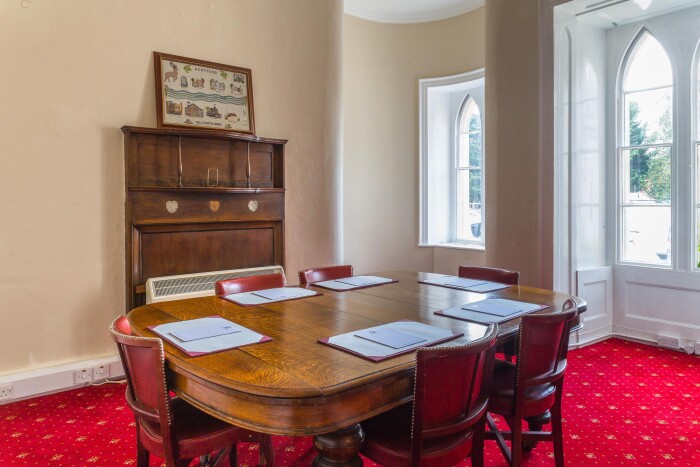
[343,10,486,275]
[0,0,343,375]
[485,0,553,287]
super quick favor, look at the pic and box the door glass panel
[622,206,671,265]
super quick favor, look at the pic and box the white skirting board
[574,266,613,346]
[0,356,124,405]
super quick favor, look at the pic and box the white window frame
[615,28,674,268]
[608,14,700,273]
[419,69,485,250]
[453,95,483,243]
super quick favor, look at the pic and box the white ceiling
[344,0,484,24]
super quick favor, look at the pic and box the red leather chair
[485,300,579,467]
[110,316,274,467]
[215,273,286,296]
[458,265,520,286]
[361,325,499,467]
[459,265,520,362]
[298,265,353,285]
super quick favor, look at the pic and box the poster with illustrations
[154,52,255,135]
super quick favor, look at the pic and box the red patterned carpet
[1,338,698,466]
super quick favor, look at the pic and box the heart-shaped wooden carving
[248,200,259,212]
[209,200,220,212]
[165,200,178,213]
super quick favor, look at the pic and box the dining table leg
[313,423,365,467]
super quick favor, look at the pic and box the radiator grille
[146,266,285,303]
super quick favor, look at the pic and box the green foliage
[183,64,192,73]
[468,113,482,205]
[220,71,228,80]
[646,150,671,201]
[627,98,671,202]
[628,102,649,193]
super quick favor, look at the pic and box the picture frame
[154,52,255,135]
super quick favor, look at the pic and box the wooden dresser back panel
[123,126,287,310]
[128,131,278,188]
[138,223,278,280]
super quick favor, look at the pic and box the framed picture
[154,52,255,135]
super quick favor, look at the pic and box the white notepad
[170,323,240,342]
[463,282,511,293]
[420,275,513,293]
[320,321,463,362]
[354,328,427,349]
[446,277,488,288]
[462,299,525,317]
[224,287,318,306]
[251,287,310,301]
[149,317,271,356]
[335,275,394,287]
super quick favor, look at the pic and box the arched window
[619,31,673,265]
[455,96,483,242]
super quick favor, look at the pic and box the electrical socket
[694,342,700,356]
[657,335,680,350]
[92,364,110,381]
[0,383,13,401]
[73,368,93,385]
[680,340,695,355]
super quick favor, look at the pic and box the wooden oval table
[128,271,586,466]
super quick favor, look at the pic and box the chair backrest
[298,265,353,285]
[110,316,176,458]
[215,272,286,296]
[516,299,578,390]
[458,266,520,285]
[411,324,498,464]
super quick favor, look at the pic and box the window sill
[420,242,485,252]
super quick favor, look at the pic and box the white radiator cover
[145,266,286,303]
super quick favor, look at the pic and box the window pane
[697,59,700,138]
[458,134,470,167]
[621,147,671,204]
[458,97,482,168]
[621,206,671,265]
[455,169,482,241]
[459,98,476,133]
[468,111,482,168]
[623,33,672,92]
[697,144,700,268]
[623,88,672,146]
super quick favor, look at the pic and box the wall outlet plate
[694,342,700,356]
[0,383,13,400]
[73,368,93,385]
[657,335,680,350]
[92,364,110,381]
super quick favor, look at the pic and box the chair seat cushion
[140,397,243,459]
[361,402,475,467]
[488,360,556,419]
